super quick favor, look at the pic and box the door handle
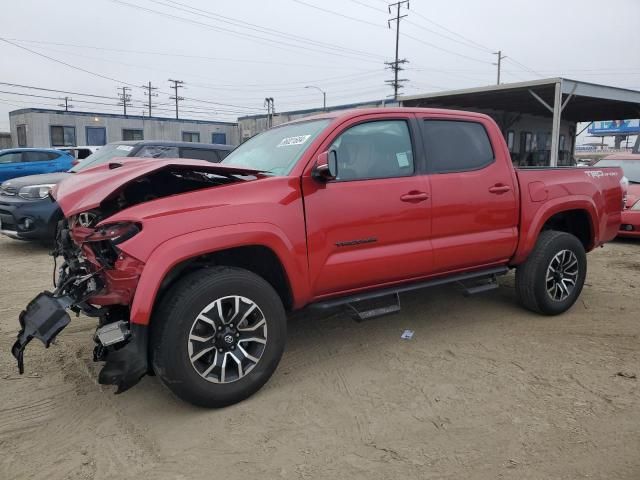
[400,191,429,202]
[488,184,511,194]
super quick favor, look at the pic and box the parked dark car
[0,140,234,242]
[0,148,74,182]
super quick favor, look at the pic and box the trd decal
[335,237,377,247]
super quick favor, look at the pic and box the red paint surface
[55,108,624,325]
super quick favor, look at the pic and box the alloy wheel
[545,249,579,302]
[188,295,267,384]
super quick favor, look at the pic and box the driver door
[301,114,433,298]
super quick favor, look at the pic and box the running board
[347,294,401,322]
[459,274,500,296]
[310,266,509,311]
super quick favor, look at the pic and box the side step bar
[310,266,509,313]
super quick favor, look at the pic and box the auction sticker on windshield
[116,145,135,152]
[277,135,311,147]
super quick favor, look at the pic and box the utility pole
[141,81,158,117]
[385,0,409,101]
[493,50,507,85]
[58,96,73,112]
[264,97,275,128]
[117,86,132,116]
[168,79,184,119]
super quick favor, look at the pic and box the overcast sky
[1,0,639,138]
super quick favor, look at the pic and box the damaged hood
[53,157,264,216]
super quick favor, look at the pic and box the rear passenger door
[418,116,518,272]
[21,151,60,175]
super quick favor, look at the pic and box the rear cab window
[421,120,494,173]
[179,148,222,163]
[136,146,179,158]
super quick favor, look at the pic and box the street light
[305,85,326,111]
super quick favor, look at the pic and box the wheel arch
[512,198,598,265]
[127,224,308,326]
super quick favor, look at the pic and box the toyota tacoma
[11,108,625,407]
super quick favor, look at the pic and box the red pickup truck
[11,108,625,407]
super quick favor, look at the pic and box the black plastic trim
[309,266,509,310]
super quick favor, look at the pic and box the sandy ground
[0,235,638,480]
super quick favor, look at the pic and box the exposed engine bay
[11,165,253,393]
[77,166,247,227]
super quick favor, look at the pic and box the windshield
[594,159,640,183]
[221,119,330,175]
[70,143,135,172]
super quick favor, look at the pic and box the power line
[108,0,384,64]
[292,0,384,28]
[504,57,544,78]
[400,31,491,64]
[0,37,139,88]
[404,19,492,54]
[0,39,267,112]
[5,38,376,70]
[156,0,383,60]
[409,8,493,52]
[0,81,117,100]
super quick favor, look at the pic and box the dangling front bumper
[10,221,148,393]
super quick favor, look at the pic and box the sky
[1,0,639,141]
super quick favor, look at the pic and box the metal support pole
[550,80,562,167]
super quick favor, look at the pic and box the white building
[9,108,239,148]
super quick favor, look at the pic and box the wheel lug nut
[218,348,223,352]
[229,324,234,328]
[231,346,235,350]
[218,326,222,331]
[235,333,240,337]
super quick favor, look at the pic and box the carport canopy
[400,78,640,166]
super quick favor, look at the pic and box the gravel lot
[0,235,638,480]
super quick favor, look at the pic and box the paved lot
[0,235,638,480]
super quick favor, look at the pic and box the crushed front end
[11,215,147,393]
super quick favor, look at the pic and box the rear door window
[22,151,58,162]
[0,152,22,164]
[422,120,494,173]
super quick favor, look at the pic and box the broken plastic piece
[11,292,72,374]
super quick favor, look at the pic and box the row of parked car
[0,140,234,242]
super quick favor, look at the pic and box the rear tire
[151,266,286,407]
[515,230,586,315]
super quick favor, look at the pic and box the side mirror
[312,150,338,181]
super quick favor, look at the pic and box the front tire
[515,230,587,315]
[151,266,286,407]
